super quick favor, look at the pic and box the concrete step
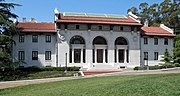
[83,70,124,75]
[91,64,118,70]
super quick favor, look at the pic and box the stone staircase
[90,64,118,70]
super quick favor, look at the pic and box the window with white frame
[164,38,168,45]
[18,51,25,60]
[144,52,148,60]
[154,38,158,45]
[19,35,24,42]
[46,35,51,43]
[144,37,148,44]
[32,35,38,42]
[32,51,38,60]
[154,52,158,60]
[45,51,51,60]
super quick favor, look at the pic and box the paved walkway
[1,67,180,89]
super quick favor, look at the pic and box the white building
[12,10,175,70]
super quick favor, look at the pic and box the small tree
[161,48,173,68]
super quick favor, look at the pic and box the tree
[0,0,21,69]
[127,0,180,29]
[174,34,180,64]
[161,48,173,68]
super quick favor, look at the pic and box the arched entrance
[93,36,107,63]
[70,35,85,63]
[115,37,128,63]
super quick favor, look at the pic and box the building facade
[12,9,175,70]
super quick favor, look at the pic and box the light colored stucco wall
[140,37,174,66]
[13,33,57,67]
[58,29,141,69]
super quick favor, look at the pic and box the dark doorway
[118,49,124,63]
[97,49,103,63]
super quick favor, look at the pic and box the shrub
[175,63,180,67]
[149,65,160,70]
[133,66,139,70]
[133,64,176,70]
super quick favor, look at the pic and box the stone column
[81,48,83,63]
[95,48,97,63]
[116,49,119,63]
[124,49,127,63]
[72,48,74,63]
[103,49,106,63]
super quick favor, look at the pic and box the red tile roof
[141,27,175,37]
[16,22,55,33]
[56,14,142,26]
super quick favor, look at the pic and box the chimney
[30,18,36,22]
[144,19,148,27]
[22,18,26,22]
[13,18,18,24]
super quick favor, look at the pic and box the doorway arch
[114,37,129,63]
[93,36,107,63]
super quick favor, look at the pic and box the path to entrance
[1,67,180,89]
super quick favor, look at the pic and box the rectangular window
[144,37,148,44]
[88,24,91,30]
[154,52,158,60]
[45,51,51,60]
[32,35,38,42]
[120,26,123,31]
[46,35,51,43]
[76,25,80,29]
[32,51,38,60]
[18,51,25,60]
[164,38,168,45]
[154,38,158,45]
[98,26,102,30]
[19,35,24,42]
[110,25,114,31]
[144,52,148,60]
[131,26,134,31]
[64,24,68,29]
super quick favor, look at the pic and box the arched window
[93,36,107,63]
[70,35,85,44]
[114,37,129,63]
[69,35,85,63]
[93,36,107,45]
[115,37,128,45]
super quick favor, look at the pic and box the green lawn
[1,73,180,96]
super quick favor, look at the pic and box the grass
[1,73,180,96]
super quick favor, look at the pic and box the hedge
[134,64,178,70]
[1,66,80,72]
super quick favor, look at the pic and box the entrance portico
[93,36,107,64]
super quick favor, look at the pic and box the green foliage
[0,66,80,81]
[133,64,175,70]
[0,0,21,68]
[161,48,172,63]
[175,63,180,67]
[0,71,79,81]
[127,0,180,30]
[174,35,180,64]
[160,48,173,68]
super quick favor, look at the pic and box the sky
[6,0,164,22]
